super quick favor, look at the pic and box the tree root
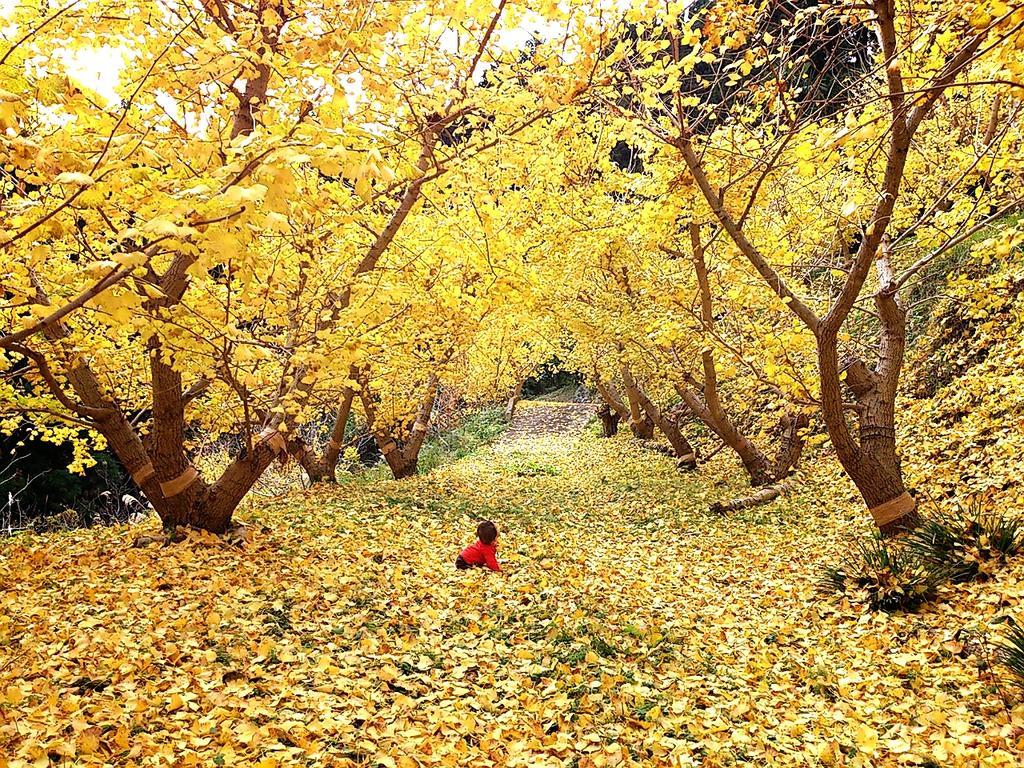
[709,478,798,514]
[131,522,252,548]
[677,457,698,472]
[132,532,168,548]
[131,527,186,548]
[635,439,698,471]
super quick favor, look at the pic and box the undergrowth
[996,617,1024,690]
[821,499,1024,613]
[906,498,1024,583]
[416,406,508,473]
[819,537,948,612]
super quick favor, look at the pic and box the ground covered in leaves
[2,405,1024,767]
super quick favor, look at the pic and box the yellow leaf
[886,738,912,753]
[354,176,373,203]
[854,723,878,753]
[53,171,95,187]
[78,728,101,755]
[815,740,839,765]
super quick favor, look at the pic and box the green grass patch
[416,406,508,473]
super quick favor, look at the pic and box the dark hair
[477,520,498,545]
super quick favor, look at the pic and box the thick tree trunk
[629,416,655,440]
[191,446,279,532]
[389,455,419,479]
[147,340,208,522]
[65,353,280,532]
[817,243,918,535]
[29,306,286,534]
[820,348,917,535]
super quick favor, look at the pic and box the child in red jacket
[456,520,502,572]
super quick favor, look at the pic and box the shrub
[1,434,142,535]
[905,499,1024,583]
[818,537,949,612]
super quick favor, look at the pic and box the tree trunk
[193,446,279,532]
[817,244,918,535]
[772,411,808,479]
[296,387,355,484]
[594,374,630,419]
[684,223,778,485]
[389,455,419,479]
[361,373,439,481]
[617,364,656,440]
[629,414,656,440]
[706,414,807,515]
[820,349,917,535]
[597,404,620,437]
[622,366,697,469]
[673,382,774,485]
[504,377,525,421]
[66,358,279,532]
[322,388,355,481]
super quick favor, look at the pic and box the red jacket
[460,539,501,571]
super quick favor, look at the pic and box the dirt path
[497,400,595,445]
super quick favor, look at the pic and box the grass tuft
[905,498,1024,583]
[996,617,1024,689]
[416,407,508,473]
[818,537,949,612]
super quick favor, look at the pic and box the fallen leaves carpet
[2,420,1023,767]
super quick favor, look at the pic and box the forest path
[495,399,595,446]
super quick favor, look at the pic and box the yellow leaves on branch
[51,172,95,187]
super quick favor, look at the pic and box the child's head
[477,520,498,545]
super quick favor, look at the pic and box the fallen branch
[636,439,675,457]
[710,477,799,515]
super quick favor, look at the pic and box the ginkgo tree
[595,0,1024,533]
[0,0,608,532]
[4,0,1022,540]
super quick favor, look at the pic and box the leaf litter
[1,432,1023,767]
